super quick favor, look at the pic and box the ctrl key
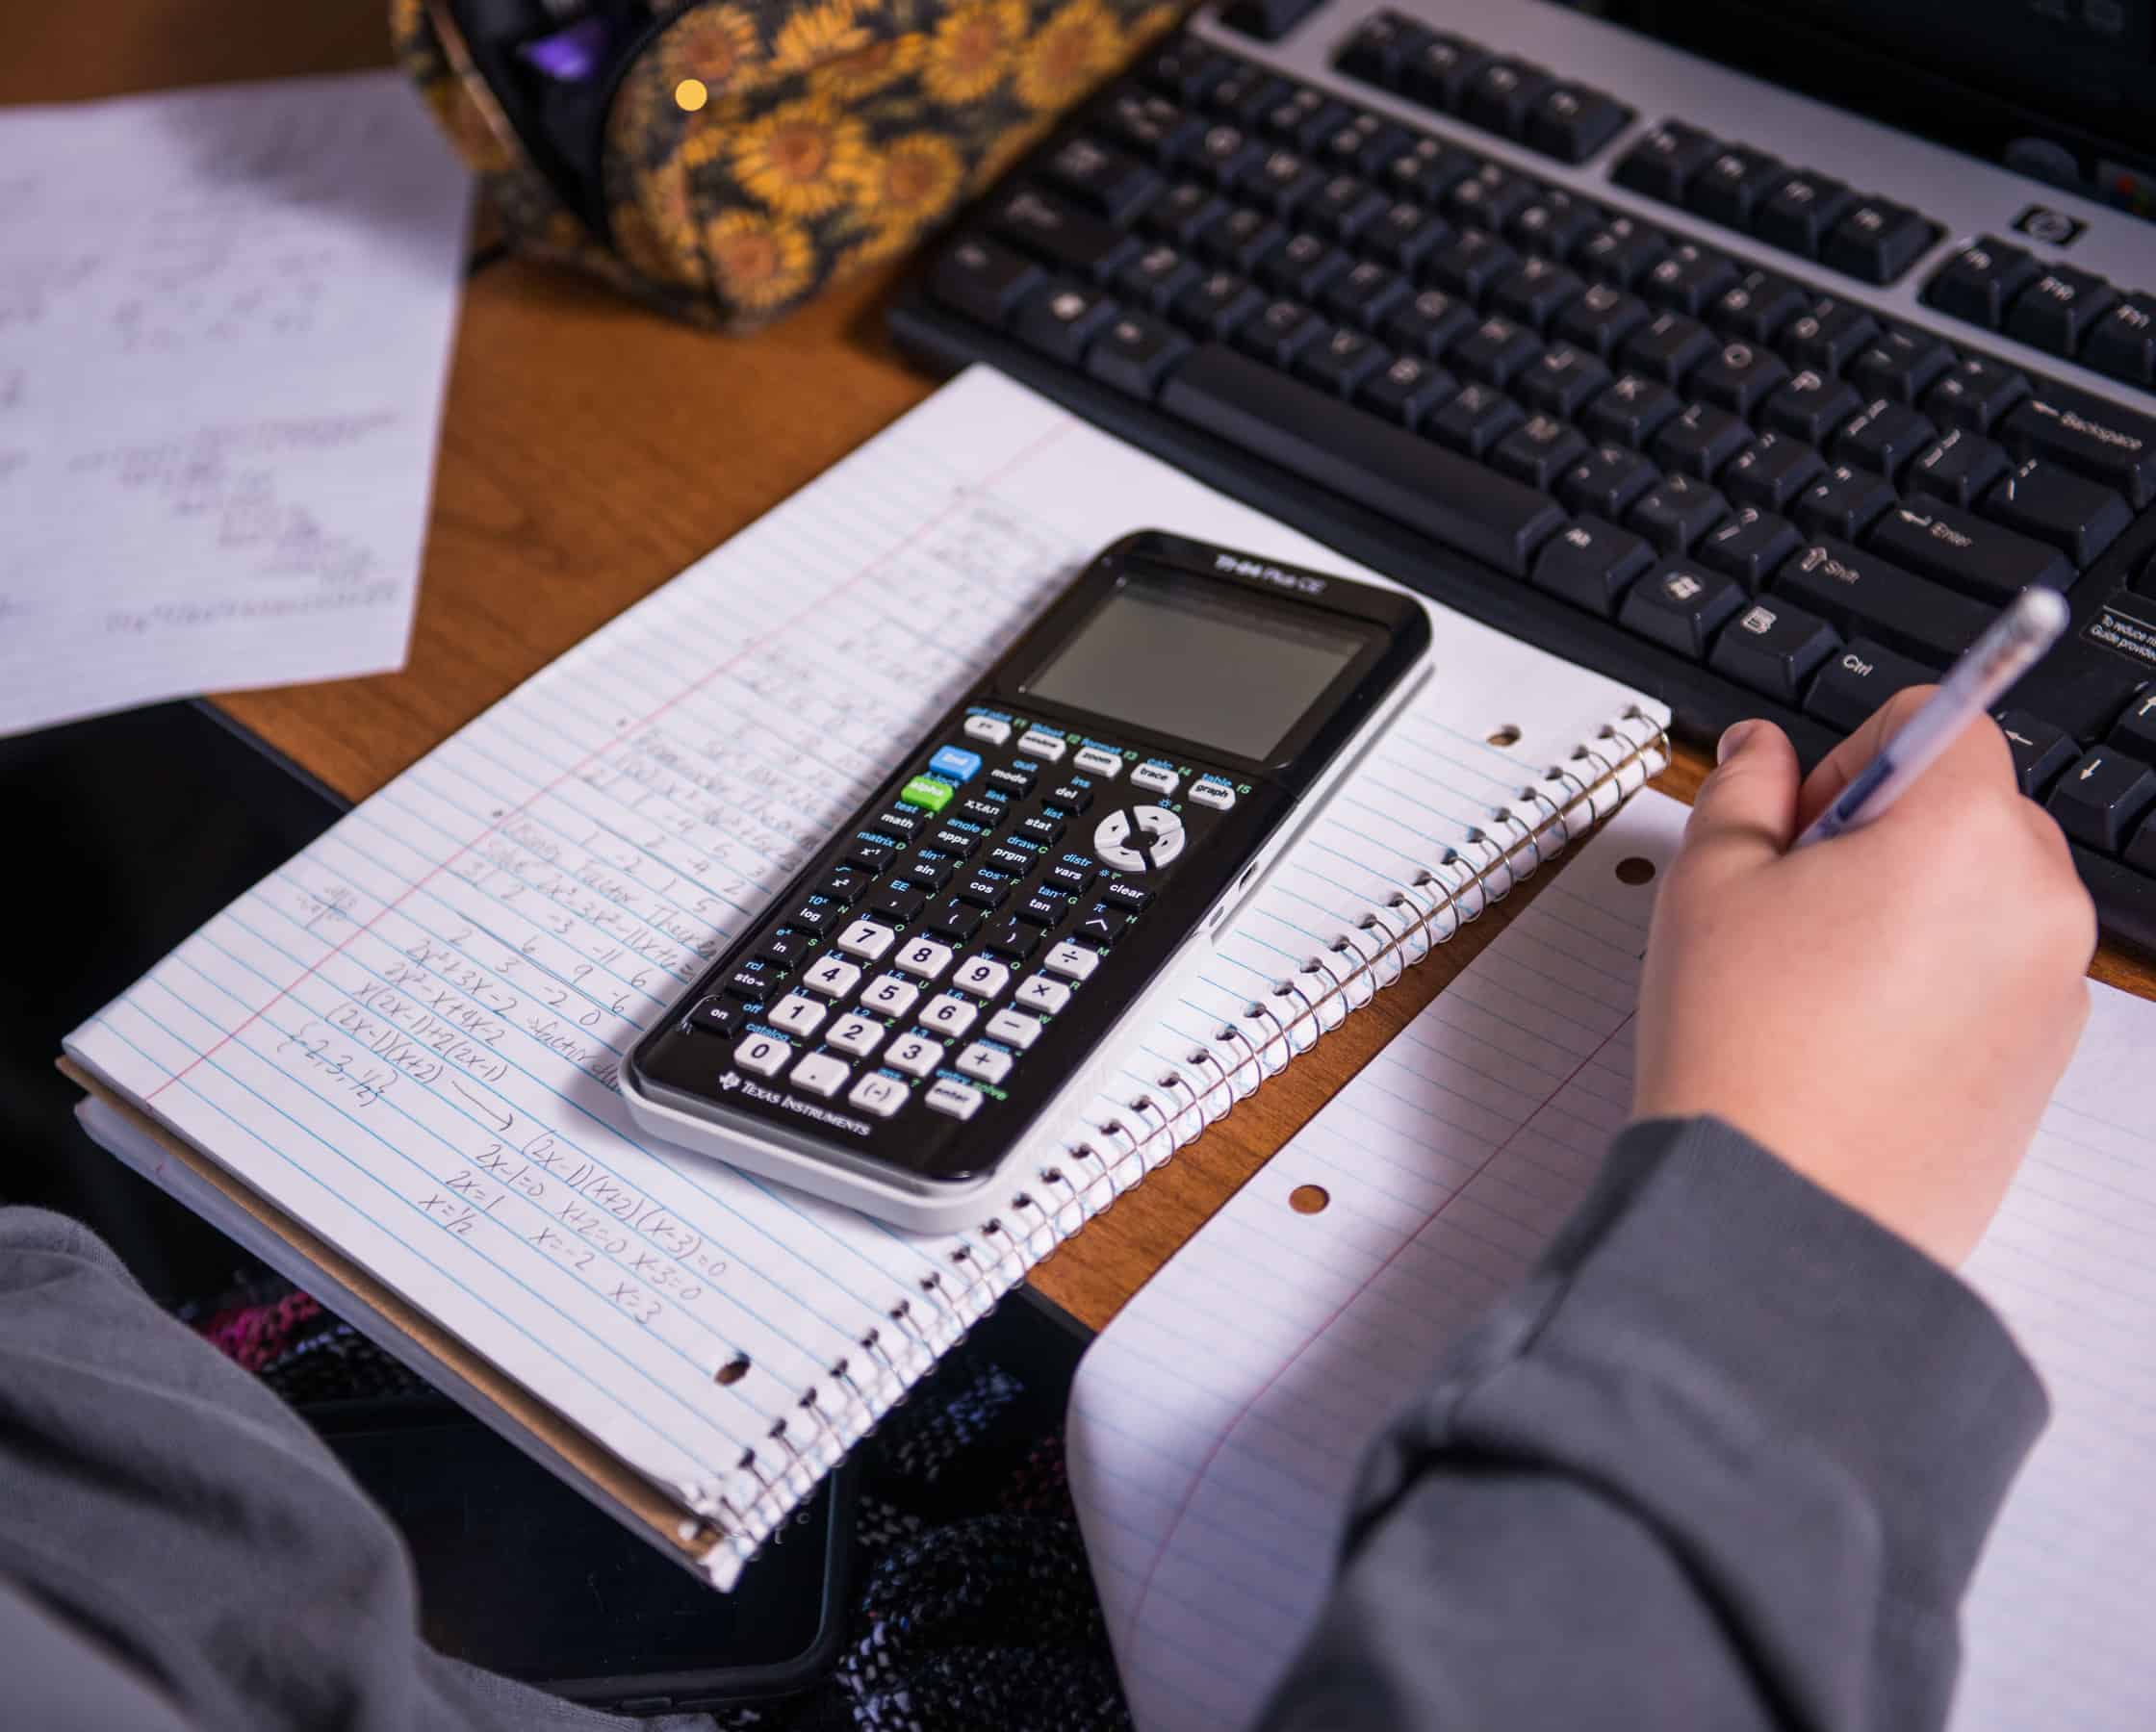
[930,236,1043,328]
[2046,750,2156,854]
[1707,597,1838,704]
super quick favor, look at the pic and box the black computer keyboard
[891,5,2156,953]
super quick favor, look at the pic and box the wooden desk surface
[18,1,2152,1333]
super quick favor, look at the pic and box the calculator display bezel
[623,532,1431,1204]
[992,534,1431,791]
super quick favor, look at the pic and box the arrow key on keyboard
[1995,709,2080,799]
[2047,750,2156,853]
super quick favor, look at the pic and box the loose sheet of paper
[0,71,470,736]
[66,367,1656,1583]
[1068,787,2156,1732]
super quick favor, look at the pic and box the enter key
[1866,499,2075,602]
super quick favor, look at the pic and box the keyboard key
[860,973,920,1017]
[1773,536,1990,663]
[1014,975,1074,1015]
[1200,203,1285,271]
[1573,216,1670,289]
[1688,339,1790,418]
[1381,286,1474,358]
[1627,472,1729,553]
[990,189,1138,281]
[1652,401,1750,480]
[1014,281,1117,362]
[789,1053,850,1099]
[685,996,743,1038]
[1697,507,1803,591]
[1553,282,1651,360]
[1451,314,1543,387]
[802,955,862,998]
[1642,244,1739,318]
[1618,559,1745,656]
[929,899,983,943]
[826,1013,886,1058]
[1461,57,1554,137]
[1235,297,1328,367]
[951,955,1012,999]
[1982,457,2133,566]
[1426,381,1525,457]
[893,936,954,981]
[2085,293,2156,387]
[1866,499,2073,600]
[1517,343,1611,419]
[1612,119,1718,202]
[983,919,1043,959]
[1305,174,1390,241]
[1425,228,1520,300]
[1620,311,1714,385]
[931,237,1044,329]
[1320,259,1409,329]
[956,1042,1014,1085]
[1297,325,1387,396]
[1710,269,1810,343]
[1923,237,2040,329]
[1086,311,1192,398]
[1582,373,1682,448]
[1721,435,1826,514]
[1509,189,1604,258]
[1832,399,1938,480]
[2047,750,2156,853]
[1043,940,1104,981]
[1686,145,1788,228]
[1759,369,1861,445]
[1046,136,1160,221]
[885,1032,944,1078]
[1558,443,1660,518]
[1246,144,1325,216]
[903,853,958,889]
[1709,597,1839,702]
[1527,85,1630,163]
[1192,121,1266,189]
[1141,41,1236,103]
[1358,352,1455,426]
[2006,267,2119,357]
[1805,639,1938,731]
[1490,257,1585,330]
[1752,169,1854,258]
[1907,428,2013,509]
[1319,111,1412,178]
[1492,414,1589,490]
[757,930,816,969]
[836,918,897,960]
[1995,709,2081,799]
[984,1008,1043,1050]
[732,1032,790,1078]
[847,1072,909,1118]
[1261,84,1345,148]
[1101,87,1204,165]
[1116,242,1201,313]
[1173,267,1266,339]
[2112,692,2156,760]
[1363,198,1450,270]
[845,837,900,872]
[1998,386,2156,509]
[1159,344,1566,573]
[1846,327,1955,405]
[1780,297,1881,372]
[1145,180,1226,243]
[1822,197,1936,283]
[1921,356,2030,434]
[1335,12,1424,85]
[919,992,978,1037]
[1399,32,1493,110]
[1530,517,1654,615]
[1793,463,1896,540]
[1379,135,1477,205]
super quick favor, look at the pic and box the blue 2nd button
[929,745,983,783]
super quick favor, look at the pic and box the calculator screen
[1020,573,1373,760]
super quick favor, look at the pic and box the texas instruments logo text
[1213,553,1326,595]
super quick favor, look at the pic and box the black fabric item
[1260,1116,2048,1732]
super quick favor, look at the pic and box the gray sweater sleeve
[1258,1116,2049,1732]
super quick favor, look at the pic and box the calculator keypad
[668,705,1254,1143]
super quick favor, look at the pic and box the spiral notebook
[62,366,1668,1587]
[1068,789,2156,1732]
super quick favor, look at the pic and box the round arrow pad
[1092,804,1186,872]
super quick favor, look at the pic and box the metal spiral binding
[694,706,1668,1579]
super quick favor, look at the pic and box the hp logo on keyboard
[1214,552,1325,595]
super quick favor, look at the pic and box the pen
[1793,585,2071,849]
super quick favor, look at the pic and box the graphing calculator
[622,531,1432,1230]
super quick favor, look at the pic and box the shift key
[1771,536,1993,664]
[1865,499,2074,601]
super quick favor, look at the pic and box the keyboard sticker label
[2083,597,2156,674]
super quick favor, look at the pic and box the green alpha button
[900,775,955,813]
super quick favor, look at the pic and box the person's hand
[1632,692,2095,1266]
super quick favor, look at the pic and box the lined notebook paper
[65,367,1664,1585]
[0,72,469,736]
[1068,788,2156,1732]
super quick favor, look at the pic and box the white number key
[837,918,897,960]
[848,1073,909,1117]
[985,1008,1042,1049]
[886,1033,944,1077]
[956,1042,1012,1084]
[1014,975,1071,1014]
[1042,941,1100,982]
[766,993,827,1037]
[920,993,978,1036]
[893,937,954,981]
[952,956,1011,999]
[732,1032,789,1076]
[925,1078,983,1120]
[790,1053,850,1098]
[803,955,861,997]
[860,974,920,1016]
[825,1013,886,1057]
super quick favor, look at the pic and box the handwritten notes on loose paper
[0,71,471,736]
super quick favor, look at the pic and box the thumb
[1680,720,1802,879]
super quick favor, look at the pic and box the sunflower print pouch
[394,0,1181,330]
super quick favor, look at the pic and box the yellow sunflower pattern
[394,0,1169,333]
